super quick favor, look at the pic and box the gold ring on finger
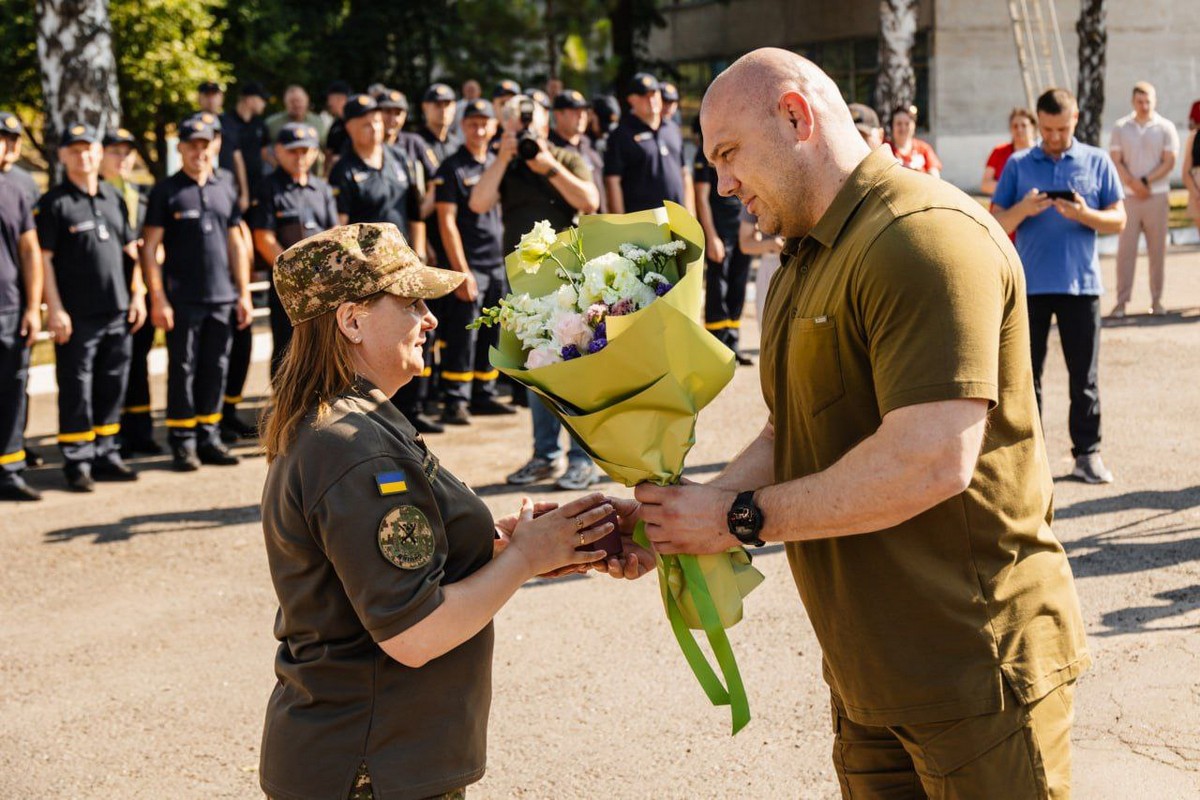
[578,532,585,546]
[575,517,584,530]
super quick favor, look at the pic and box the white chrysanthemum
[612,267,656,309]
[515,220,558,273]
[554,283,579,310]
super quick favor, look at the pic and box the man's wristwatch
[727,490,765,547]
[1140,176,1150,188]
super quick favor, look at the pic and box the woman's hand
[591,495,656,580]
[507,492,614,577]
[494,500,558,556]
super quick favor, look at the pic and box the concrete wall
[647,0,933,62]
[932,0,1200,188]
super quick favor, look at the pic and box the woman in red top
[981,107,1037,195]
[888,105,941,177]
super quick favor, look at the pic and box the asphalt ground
[2,247,1198,798]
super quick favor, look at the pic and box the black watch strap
[728,490,765,547]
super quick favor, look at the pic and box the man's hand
[454,271,479,302]
[1018,188,1053,219]
[706,234,726,264]
[1128,179,1150,200]
[236,293,254,330]
[19,307,41,346]
[150,294,175,332]
[496,131,519,164]
[526,138,559,176]
[127,293,148,333]
[1053,192,1087,223]
[633,482,742,555]
[591,495,656,579]
[46,305,72,345]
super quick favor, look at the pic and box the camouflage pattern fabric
[274,222,465,325]
[346,762,466,800]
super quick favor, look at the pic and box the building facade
[649,0,1200,190]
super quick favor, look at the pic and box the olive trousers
[831,681,1075,799]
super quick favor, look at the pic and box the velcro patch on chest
[378,505,435,570]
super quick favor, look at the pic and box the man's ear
[779,91,815,143]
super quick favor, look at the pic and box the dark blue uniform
[110,177,157,451]
[207,167,256,433]
[433,147,505,409]
[0,178,34,476]
[145,168,243,452]
[5,165,40,207]
[602,114,685,212]
[693,151,749,354]
[220,111,271,195]
[36,180,136,473]
[248,168,338,375]
[329,147,421,230]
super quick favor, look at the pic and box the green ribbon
[633,520,752,734]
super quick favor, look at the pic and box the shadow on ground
[43,504,261,545]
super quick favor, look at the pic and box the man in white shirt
[1109,81,1179,316]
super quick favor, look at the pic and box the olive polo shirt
[260,382,495,800]
[498,145,591,254]
[760,146,1089,726]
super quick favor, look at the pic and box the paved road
[2,249,1198,798]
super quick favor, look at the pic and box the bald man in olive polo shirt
[636,49,1089,798]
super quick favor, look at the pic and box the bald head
[699,48,871,238]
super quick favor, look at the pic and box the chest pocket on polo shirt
[787,314,845,416]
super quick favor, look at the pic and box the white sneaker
[1071,453,1114,484]
[555,460,599,491]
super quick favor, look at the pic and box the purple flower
[586,337,608,354]
[561,344,582,360]
[593,321,606,341]
[653,280,673,297]
[609,299,635,316]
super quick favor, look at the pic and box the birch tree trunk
[36,0,122,176]
[874,0,919,129]
[1075,0,1107,146]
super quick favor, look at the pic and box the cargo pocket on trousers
[787,315,845,416]
[891,701,1049,798]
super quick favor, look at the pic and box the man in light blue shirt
[993,88,1126,484]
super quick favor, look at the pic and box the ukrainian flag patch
[375,470,408,496]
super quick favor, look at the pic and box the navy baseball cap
[240,81,269,100]
[627,72,661,96]
[178,114,217,142]
[552,90,589,111]
[422,83,456,103]
[277,122,320,149]
[529,89,552,110]
[198,81,224,95]
[103,127,137,148]
[0,112,24,137]
[491,79,521,99]
[326,80,353,97]
[342,93,380,122]
[660,82,680,103]
[461,99,494,120]
[195,111,222,133]
[60,123,99,147]
[374,89,409,111]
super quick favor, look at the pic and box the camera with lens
[515,97,541,160]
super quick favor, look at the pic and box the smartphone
[1043,190,1076,201]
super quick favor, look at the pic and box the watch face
[730,506,755,534]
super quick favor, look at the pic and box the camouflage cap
[273,223,465,325]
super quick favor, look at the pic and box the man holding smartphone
[992,88,1126,484]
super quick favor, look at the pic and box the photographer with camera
[470,94,602,491]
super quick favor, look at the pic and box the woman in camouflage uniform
[258,223,640,800]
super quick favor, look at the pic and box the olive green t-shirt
[760,146,1090,726]
[259,381,495,800]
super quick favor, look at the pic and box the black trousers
[223,308,253,415]
[120,317,157,444]
[55,311,132,467]
[1027,293,1102,457]
[268,281,292,381]
[439,266,503,406]
[703,230,751,351]
[165,301,234,449]
[0,309,30,474]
